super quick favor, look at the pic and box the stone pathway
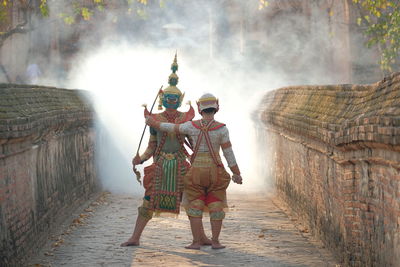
[29,192,340,267]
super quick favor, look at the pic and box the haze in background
[60,1,365,195]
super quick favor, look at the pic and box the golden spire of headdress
[167,52,180,89]
[158,52,184,110]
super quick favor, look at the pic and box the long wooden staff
[133,85,163,185]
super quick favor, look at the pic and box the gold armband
[221,141,232,149]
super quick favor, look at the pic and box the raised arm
[146,116,191,135]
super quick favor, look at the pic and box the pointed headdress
[158,53,184,109]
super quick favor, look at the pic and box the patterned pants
[183,153,231,220]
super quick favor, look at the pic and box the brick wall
[260,73,400,267]
[0,84,98,266]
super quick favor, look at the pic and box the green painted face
[162,93,180,109]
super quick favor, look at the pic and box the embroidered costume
[158,94,239,220]
[137,54,194,219]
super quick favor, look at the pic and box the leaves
[81,7,92,21]
[61,14,75,25]
[136,8,148,19]
[160,0,166,8]
[0,3,7,22]
[39,0,49,17]
[258,0,268,10]
[353,0,400,72]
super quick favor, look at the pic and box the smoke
[1,1,380,195]
[68,43,278,195]
[65,0,361,195]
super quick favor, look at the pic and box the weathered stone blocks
[0,84,98,266]
[261,72,400,266]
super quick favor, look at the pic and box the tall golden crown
[159,53,184,109]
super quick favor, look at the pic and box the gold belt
[192,152,221,167]
[160,152,176,160]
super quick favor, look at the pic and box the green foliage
[55,0,149,25]
[40,0,49,17]
[258,0,268,10]
[0,0,154,35]
[59,13,75,25]
[0,0,9,25]
[353,0,400,72]
[0,4,7,24]
[136,8,148,19]
[81,7,93,20]
[159,0,166,8]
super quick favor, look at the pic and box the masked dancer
[121,55,211,247]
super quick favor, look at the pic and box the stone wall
[0,84,98,266]
[260,73,400,267]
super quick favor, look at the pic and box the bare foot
[200,237,212,246]
[120,239,140,247]
[211,240,226,249]
[184,241,201,250]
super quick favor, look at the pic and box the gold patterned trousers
[183,153,231,220]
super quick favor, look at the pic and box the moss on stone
[0,84,93,139]
[261,72,400,147]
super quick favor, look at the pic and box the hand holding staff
[133,85,163,185]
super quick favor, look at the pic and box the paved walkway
[29,192,340,267]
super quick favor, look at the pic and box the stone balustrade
[0,84,98,266]
[260,72,400,267]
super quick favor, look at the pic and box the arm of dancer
[132,130,157,165]
[146,116,191,135]
[220,127,242,184]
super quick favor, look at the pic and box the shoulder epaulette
[191,120,202,129]
[144,105,195,123]
[191,120,225,131]
[208,120,225,131]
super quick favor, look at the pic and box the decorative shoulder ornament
[191,120,225,131]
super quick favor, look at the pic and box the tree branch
[0,64,11,82]
[0,4,32,47]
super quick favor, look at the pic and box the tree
[353,0,400,73]
[0,0,32,48]
[258,0,399,74]
[0,0,152,81]
[0,0,150,47]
